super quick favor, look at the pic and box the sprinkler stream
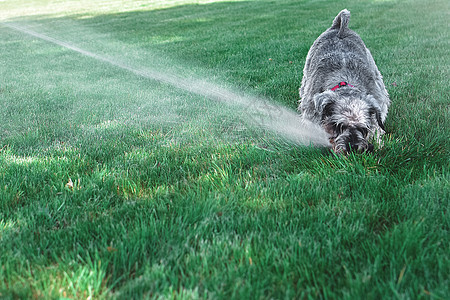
[2,22,330,147]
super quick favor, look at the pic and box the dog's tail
[331,9,350,38]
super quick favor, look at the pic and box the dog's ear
[369,105,385,131]
[375,111,385,131]
[364,95,386,131]
[314,92,335,120]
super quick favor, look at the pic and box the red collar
[331,81,354,91]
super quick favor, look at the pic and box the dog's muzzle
[346,142,374,153]
[333,130,374,154]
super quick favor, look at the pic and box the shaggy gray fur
[299,9,390,154]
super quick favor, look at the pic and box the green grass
[0,0,449,299]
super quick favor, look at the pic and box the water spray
[1,22,330,147]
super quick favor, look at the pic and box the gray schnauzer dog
[299,9,390,154]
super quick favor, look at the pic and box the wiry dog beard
[320,92,379,154]
[327,124,371,153]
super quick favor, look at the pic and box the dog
[298,9,390,154]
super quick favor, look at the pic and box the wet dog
[299,9,390,154]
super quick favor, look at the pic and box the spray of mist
[2,22,330,147]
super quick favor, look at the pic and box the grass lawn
[0,0,448,298]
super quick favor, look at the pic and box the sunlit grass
[0,0,248,20]
[0,0,448,298]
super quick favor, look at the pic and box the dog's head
[314,91,385,154]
